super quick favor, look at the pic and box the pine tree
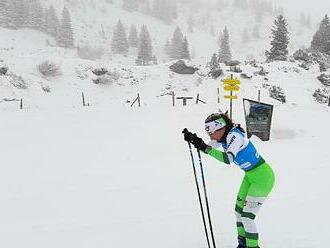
[209,53,220,71]
[27,0,45,31]
[311,15,330,54]
[128,24,138,48]
[181,36,190,60]
[0,1,6,27]
[265,15,290,62]
[136,25,153,65]
[12,0,28,28]
[217,31,223,47]
[45,5,60,41]
[170,27,184,60]
[0,0,15,29]
[59,6,74,48]
[111,20,129,54]
[218,26,232,63]
[164,39,172,56]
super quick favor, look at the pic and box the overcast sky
[276,0,330,17]
[203,0,330,17]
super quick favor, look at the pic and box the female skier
[183,112,275,248]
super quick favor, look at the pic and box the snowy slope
[0,96,329,248]
[0,1,330,248]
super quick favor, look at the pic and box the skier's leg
[241,163,275,248]
[235,175,250,247]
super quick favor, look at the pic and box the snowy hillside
[1,1,330,248]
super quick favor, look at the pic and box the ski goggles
[205,117,226,134]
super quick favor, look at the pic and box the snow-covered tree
[0,0,16,29]
[12,0,28,28]
[209,53,220,71]
[170,27,184,60]
[27,0,45,31]
[58,6,74,48]
[136,25,153,65]
[311,15,330,54]
[265,15,290,62]
[218,26,232,63]
[111,20,129,54]
[128,24,138,48]
[164,39,172,56]
[45,5,60,40]
[181,36,190,60]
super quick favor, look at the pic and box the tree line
[111,20,191,65]
[0,0,74,48]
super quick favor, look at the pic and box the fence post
[82,92,89,106]
[196,93,207,104]
[20,98,23,110]
[217,88,220,104]
[172,91,175,107]
[130,93,141,107]
[176,96,193,106]
[258,90,261,102]
[82,92,86,106]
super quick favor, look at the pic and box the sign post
[243,98,274,141]
[222,74,240,119]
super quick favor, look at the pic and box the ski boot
[236,236,246,248]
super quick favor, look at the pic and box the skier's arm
[206,132,244,165]
[206,147,231,164]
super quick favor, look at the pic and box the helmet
[204,113,227,134]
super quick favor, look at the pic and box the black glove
[190,134,209,152]
[182,128,194,142]
[182,128,209,152]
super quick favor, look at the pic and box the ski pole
[187,142,211,248]
[197,149,217,248]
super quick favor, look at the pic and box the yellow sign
[224,95,238,99]
[222,78,240,85]
[224,85,240,91]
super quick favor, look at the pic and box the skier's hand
[182,128,194,142]
[190,134,209,152]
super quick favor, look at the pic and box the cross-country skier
[182,112,275,248]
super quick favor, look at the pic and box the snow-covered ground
[0,97,329,248]
[1,1,330,247]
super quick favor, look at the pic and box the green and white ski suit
[205,127,275,248]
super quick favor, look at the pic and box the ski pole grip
[182,128,189,134]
